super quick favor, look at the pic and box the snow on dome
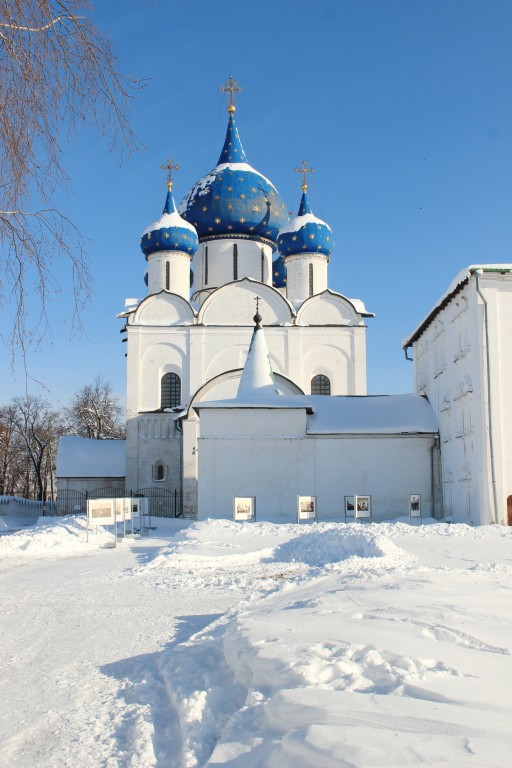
[141,188,199,259]
[278,190,333,258]
[179,112,288,250]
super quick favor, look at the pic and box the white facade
[404,265,512,525]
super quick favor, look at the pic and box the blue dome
[272,255,287,288]
[277,190,333,258]
[141,188,199,259]
[179,110,288,251]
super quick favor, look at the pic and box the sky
[1,0,512,407]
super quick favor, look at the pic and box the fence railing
[0,496,57,516]
[54,487,183,518]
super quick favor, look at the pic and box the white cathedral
[57,79,512,527]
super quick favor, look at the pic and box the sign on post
[233,497,256,522]
[86,499,116,546]
[355,495,372,522]
[409,494,422,522]
[297,496,317,523]
[344,496,355,521]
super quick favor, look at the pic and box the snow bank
[0,516,109,558]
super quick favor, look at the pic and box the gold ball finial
[221,75,242,113]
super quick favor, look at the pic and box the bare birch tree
[0,1,140,352]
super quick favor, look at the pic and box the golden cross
[161,158,180,191]
[294,160,314,192]
[221,75,242,113]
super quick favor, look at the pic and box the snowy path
[1,517,512,767]
[0,526,236,768]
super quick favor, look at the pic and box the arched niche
[302,344,351,394]
[198,278,294,326]
[296,290,362,326]
[133,292,195,326]
[139,342,185,411]
[186,369,303,421]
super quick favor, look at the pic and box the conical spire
[237,306,280,400]
[217,111,248,165]
[163,188,177,214]
[297,190,312,216]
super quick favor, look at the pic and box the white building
[403,265,512,526]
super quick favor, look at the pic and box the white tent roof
[56,437,126,478]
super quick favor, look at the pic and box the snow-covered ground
[0,515,511,767]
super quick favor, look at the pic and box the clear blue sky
[2,0,512,408]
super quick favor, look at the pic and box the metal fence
[55,487,182,518]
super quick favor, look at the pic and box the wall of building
[196,407,437,522]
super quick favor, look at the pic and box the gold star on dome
[227,225,233,230]
[214,195,220,200]
[194,222,198,227]
[270,191,275,197]
[227,186,233,191]
[302,244,307,249]
[253,205,259,212]
[188,247,191,252]
[183,234,188,239]
[208,227,213,231]
[240,217,246,223]
[174,242,179,247]
[218,176,223,181]
[317,245,321,250]
[273,210,279,216]
[202,206,208,212]
[240,194,245,199]
[326,236,330,241]
[292,235,297,241]
[309,233,315,240]
[249,226,255,231]
[227,203,233,210]
[238,177,243,181]
[164,233,170,239]
[215,218,221,224]
[251,187,257,192]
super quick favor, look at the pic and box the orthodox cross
[221,75,242,113]
[295,160,314,192]
[161,158,180,191]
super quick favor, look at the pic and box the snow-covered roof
[403,264,512,349]
[56,437,126,478]
[236,322,280,400]
[307,394,438,435]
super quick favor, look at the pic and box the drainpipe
[430,435,440,519]
[474,270,499,524]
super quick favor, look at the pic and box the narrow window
[153,462,166,481]
[165,261,170,291]
[233,243,238,280]
[311,374,331,395]
[261,248,265,282]
[309,263,314,297]
[204,245,208,286]
[161,373,181,409]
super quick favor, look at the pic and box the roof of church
[272,254,287,288]
[236,309,281,400]
[178,108,288,250]
[56,437,126,478]
[140,186,199,259]
[307,394,438,434]
[278,189,333,258]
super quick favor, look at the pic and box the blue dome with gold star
[272,255,287,288]
[141,188,199,259]
[179,109,288,252]
[277,190,333,258]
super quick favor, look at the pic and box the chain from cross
[221,75,242,113]
[161,158,180,191]
[294,160,314,192]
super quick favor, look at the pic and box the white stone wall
[125,414,181,493]
[411,271,512,525]
[147,251,191,299]
[193,239,273,293]
[196,407,437,522]
[284,253,328,303]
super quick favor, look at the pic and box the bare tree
[65,375,125,440]
[7,395,63,500]
[0,1,141,352]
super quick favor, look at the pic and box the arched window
[165,261,170,291]
[309,263,314,297]
[204,245,208,285]
[233,243,238,280]
[161,373,181,409]
[153,461,166,481]
[311,374,331,395]
[261,248,265,282]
